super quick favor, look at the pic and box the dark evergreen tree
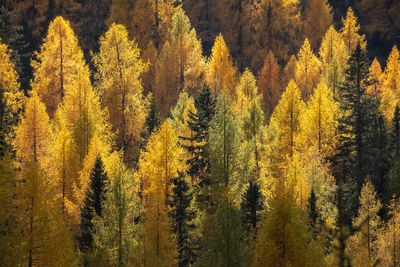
[181,86,215,210]
[169,173,200,267]
[0,6,30,91]
[0,85,8,157]
[333,43,372,225]
[389,105,400,197]
[140,96,160,150]
[308,188,319,232]
[240,180,264,234]
[80,157,107,258]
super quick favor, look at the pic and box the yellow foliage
[340,7,367,52]
[32,16,86,117]
[367,58,383,96]
[206,34,237,95]
[294,38,321,99]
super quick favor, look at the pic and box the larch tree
[347,181,382,266]
[0,40,25,155]
[340,7,366,52]
[93,23,149,163]
[92,152,140,267]
[155,8,205,117]
[367,58,383,96]
[137,120,186,267]
[282,55,298,86]
[268,80,305,176]
[13,91,76,267]
[257,50,282,120]
[297,81,339,159]
[303,0,333,50]
[294,38,322,99]
[31,16,86,117]
[377,197,400,266]
[205,34,237,96]
[380,46,400,124]
[319,26,349,96]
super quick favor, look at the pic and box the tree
[169,173,201,267]
[377,197,400,266]
[303,0,333,50]
[155,8,205,117]
[0,40,25,155]
[241,180,264,233]
[80,156,107,261]
[380,46,400,124]
[294,38,322,99]
[347,180,382,266]
[31,16,86,117]
[182,86,215,209]
[333,43,372,226]
[137,120,186,266]
[319,26,349,96]
[257,50,282,119]
[252,187,324,267]
[92,152,140,267]
[340,7,366,52]
[93,23,149,162]
[268,80,305,175]
[205,34,237,95]
[0,6,30,89]
[297,81,338,159]
[366,58,383,96]
[13,91,76,266]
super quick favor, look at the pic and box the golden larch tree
[137,120,187,266]
[303,0,333,50]
[367,58,383,96]
[294,38,322,99]
[93,23,149,162]
[340,7,367,52]
[258,50,282,119]
[206,34,237,95]
[31,16,86,117]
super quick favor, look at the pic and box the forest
[0,0,400,266]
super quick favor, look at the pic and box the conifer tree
[333,43,372,224]
[303,0,333,50]
[340,7,366,52]
[380,46,400,123]
[377,197,400,266]
[93,23,149,162]
[31,16,86,117]
[206,34,237,95]
[389,106,400,197]
[241,180,264,233]
[367,58,383,96]
[297,81,338,159]
[294,38,322,99]
[258,50,282,119]
[80,156,107,261]
[0,6,30,89]
[0,40,25,155]
[319,26,348,96]
[92,153,140,267]
[137,120,186,266]
[169,172,201,267]
[155,8,205,117]
[13,91,76,266]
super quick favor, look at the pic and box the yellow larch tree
[282,55,298,86]
[155,8,205,117]
[347,180,382,267]
[297,81,338,159]
[137,120,187,266]
[294,39,322,99]
[93,23,149,162]
[303,0,333,50]
[258,50,282,119]
[319,26,349,95]
[13,91,76,267]
[377,198,400,266]
[380,46,400,123]
[367,58,383,96]
[268,80,305,177]
[340,7,367,52]
[206,34,237,95]
[31,16,86,117]
[0,40,25,148]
